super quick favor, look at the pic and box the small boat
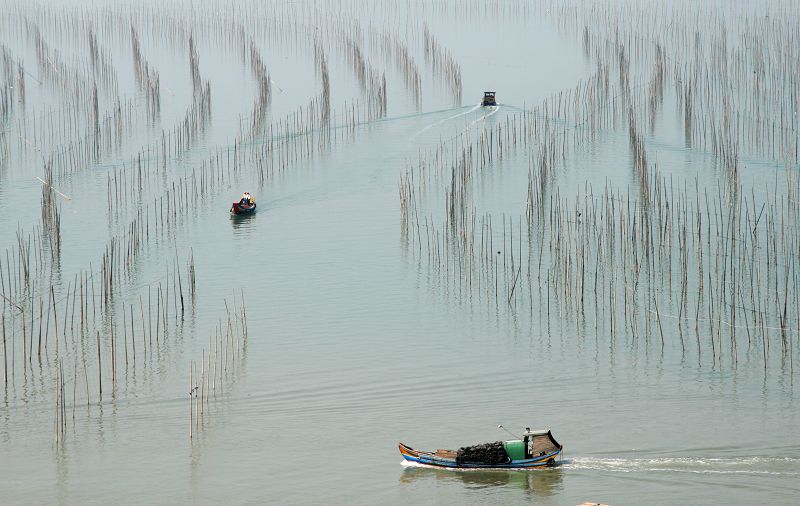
[481,91,497,106]
[230,201,257,215]
[399,428,562,470]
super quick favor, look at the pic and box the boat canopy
[523,429,562,455]
[523,429,551,437]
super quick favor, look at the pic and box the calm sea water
[1,1,798,504]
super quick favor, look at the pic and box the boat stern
[481,91,497,106]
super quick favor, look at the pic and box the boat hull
[230,202,256,215]
[398,443,560,469]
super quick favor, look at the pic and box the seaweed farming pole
[96,330,102,401]
[189,362,193,439]
[2,315,6,388]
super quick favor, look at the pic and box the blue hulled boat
[399,429,562,470]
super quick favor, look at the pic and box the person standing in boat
[239,192,254,207]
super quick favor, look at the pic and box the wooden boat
[230,201,257,215]
[399,429,562,470]
[481,91,497,106]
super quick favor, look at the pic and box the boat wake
[401,460,438,469]
[408,104,481,143]
[402,456,800,476]
[459,105,500,135]
[560,456,800,476]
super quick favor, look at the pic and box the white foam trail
[460,105,500,135]
[401,460,436,469]
[408,104,481,143]
[562,456,800,476]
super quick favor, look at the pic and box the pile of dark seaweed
[455,442,510,465]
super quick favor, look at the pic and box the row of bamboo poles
[189,295,248,439]
[399,0,800,372]
[0,1,476,443]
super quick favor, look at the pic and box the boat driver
[239,192,254,206]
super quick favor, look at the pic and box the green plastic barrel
[503,440,526,461]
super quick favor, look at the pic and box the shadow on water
[399,465,564,497]
[229,210,257,233]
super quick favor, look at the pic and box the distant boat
[481,91,497,106]
[230,201,257,215]
[399,428,562,469]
